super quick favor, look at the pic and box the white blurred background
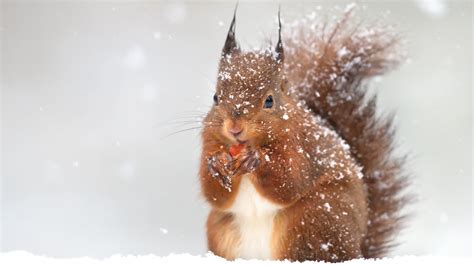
[1,0,472,258]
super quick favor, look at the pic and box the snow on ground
[0,251,472,266]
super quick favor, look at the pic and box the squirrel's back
[283,9,411,258]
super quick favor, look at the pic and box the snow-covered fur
[284,9,410,258]
[200,6,410,262]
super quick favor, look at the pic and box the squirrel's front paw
[240,149,261,173]
[207,152,233,191]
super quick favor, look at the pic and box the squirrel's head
[203,9,291,147]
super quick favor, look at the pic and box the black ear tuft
[275,7,284,62]
[222,4,239,56]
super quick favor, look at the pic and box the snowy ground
[0,251,472,266]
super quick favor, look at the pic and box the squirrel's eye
[213,94,218,105]
[264,95,273,109]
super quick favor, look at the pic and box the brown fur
[206,210,240,259]
[199,9,409,262]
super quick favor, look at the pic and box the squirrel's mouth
[228,135,247,145]
[236,139,247,145]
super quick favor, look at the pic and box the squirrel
[199,6,409,262]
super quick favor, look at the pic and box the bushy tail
[283,8,411,258]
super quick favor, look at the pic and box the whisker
[158,120,204,126]
[161,126,204,139]
[178,111,208,116]
[154,115,207,128]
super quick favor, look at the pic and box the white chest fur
[228,175,282,260]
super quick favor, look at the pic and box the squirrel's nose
[228,127,243,137]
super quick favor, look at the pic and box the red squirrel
[199,7,409,262]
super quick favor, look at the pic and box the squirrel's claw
[207,153,233,191]
[240,149,261,173]
[207,149,260,191]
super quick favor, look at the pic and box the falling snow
[323,202,332,212]
[320,242,332,251]
[265,154,271,162]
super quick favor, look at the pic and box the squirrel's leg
[274,178,367,262]
[206,209,239,260]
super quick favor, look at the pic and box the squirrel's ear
[280,77,288,93]
[222,4,239,56]
[275,8,284,62]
